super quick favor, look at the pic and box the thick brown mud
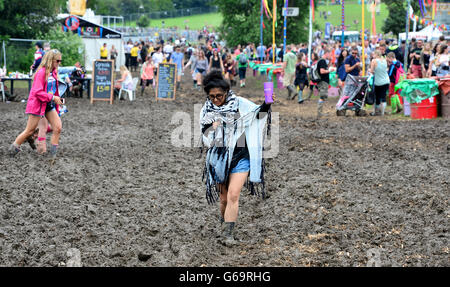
[0,70,448,266]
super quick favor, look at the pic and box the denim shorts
[45,101,56,113]
[238,67,247,79]
[230,157,250,174]
[196,68,206,76]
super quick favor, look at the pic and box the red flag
[311,0,315,21]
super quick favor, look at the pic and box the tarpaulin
[395,79,439,104]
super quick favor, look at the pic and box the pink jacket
[25,67,60,116]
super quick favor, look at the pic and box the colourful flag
[264,0,272,18]
[419,0,425,18]
[432,0,436,20]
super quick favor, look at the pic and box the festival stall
[249,61,284,88]
[60,15,125,71]
[398,25,443,42]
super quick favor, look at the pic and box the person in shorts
[235,49,249,88]
[282,44,297,99]
[152,46,164,78]
[316,51,335,118]
[199,70,274,247]
[192,50,209,90]
[10,50,64,159]
[170,46,184,90]
[140,56,155,96]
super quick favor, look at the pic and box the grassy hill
[125,13,223,30]
[314,1,389,33]
[122,1,388,35]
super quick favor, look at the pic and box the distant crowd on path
[272,34,449,117]
[96,27,449,116]
[95,34,253,97]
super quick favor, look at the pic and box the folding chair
[118,78,139,101]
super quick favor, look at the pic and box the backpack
[394,62,405,85]
[239,53,247,64]
[310,59,322,82]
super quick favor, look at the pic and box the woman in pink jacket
[9,49,64,159]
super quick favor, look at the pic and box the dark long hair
[433,43,441,55]
[337,48,348,68]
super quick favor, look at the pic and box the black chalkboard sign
[91,60,114,104]
[156,63,176,101]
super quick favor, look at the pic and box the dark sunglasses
[209,93,225,101]
[56,60,62,63]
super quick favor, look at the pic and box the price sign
[91,60,114,104]
[156,63,176,101]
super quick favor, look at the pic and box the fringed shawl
[200,91,270,204]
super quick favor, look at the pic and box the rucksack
[239,53,247,64]
[395,62,405,85]
[310,59,322,82]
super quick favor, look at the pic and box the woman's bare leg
[218,183,228,220]
[37,118,48,154]
[45,110,62,146]
[14,115,41,146]
[224,172,248,222]
[45,110,62,158]
[219,172,248,246]
[196,74,202,89]
[10,115,41,156]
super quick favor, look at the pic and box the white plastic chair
[0,82,5,102]
[118,77,139,101]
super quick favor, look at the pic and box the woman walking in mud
[369,50,390,116]
[294,52,308,104]
[199,70,274,246]
[193,50,209,90]
[223,54,237,87]
[9,49,64,159]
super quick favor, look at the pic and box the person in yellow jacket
[130,43,139,72]
[100,43,108,60]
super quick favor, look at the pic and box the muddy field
[0,70,449,267]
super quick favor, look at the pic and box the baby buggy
[336,74,371,116]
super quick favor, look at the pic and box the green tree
[0,0,66,39]
[383,0,420,36]
[145,0,174,11]
[172,0,214,9]
[6,28,84,72]
[37,29,85,68]
[137,15,151,27]
[87,0,120,15]
[215,0,309,48]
